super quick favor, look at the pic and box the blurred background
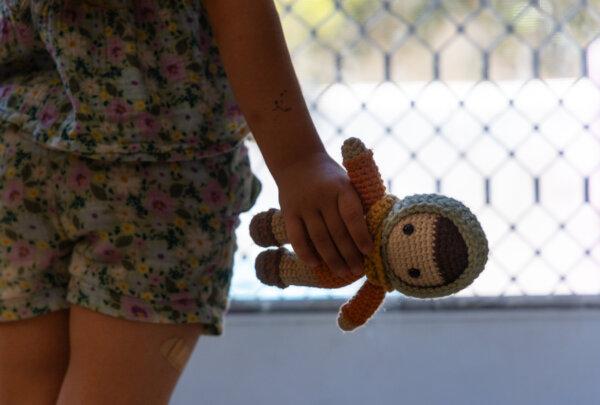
[173,1,600,404]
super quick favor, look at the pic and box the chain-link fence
[230,0,600,302]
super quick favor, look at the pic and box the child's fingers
[320,204,365,276]
[303,211,349,277]
[338,188,374,255]
[283,213,320,267]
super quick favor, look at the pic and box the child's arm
[203,0,373,277]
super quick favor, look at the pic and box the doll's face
[385,212,468,288]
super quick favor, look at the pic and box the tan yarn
[385,212,444,287]
[271,210,288,245]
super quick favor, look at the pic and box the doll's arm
[341,138,386,212]
[337,280,386,331]
[255,247,362,289]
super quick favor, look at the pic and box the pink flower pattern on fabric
[0,128,262,334]
[0,0,250,162]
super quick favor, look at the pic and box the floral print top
[0,0,250,162]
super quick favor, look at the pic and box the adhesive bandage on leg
[160,337,193,372]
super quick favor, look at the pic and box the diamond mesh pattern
[230,0,600,301]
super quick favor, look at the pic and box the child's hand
[273,151,374,277]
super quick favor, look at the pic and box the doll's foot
[249,209,280,247]
[255,248,287,289]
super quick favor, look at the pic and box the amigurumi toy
[249,137,489,331]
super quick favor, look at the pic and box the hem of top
[66,274,225,336]
[0,117,250,163]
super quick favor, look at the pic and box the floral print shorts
[0,126,261,335]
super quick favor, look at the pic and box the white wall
[171,306,600,405]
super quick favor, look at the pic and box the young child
[0,0,374,403]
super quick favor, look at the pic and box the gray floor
[171,304,600,405]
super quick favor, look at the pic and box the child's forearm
[203,0,327,183]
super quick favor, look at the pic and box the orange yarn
[337,146,391,330]
[311,264,362,288]
[337,280,386,331]
[343,150,386,211]
[251,136,486,330]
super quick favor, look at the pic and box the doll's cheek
[397,272,443,287]
[390,258,446,287]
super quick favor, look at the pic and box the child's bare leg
[0,309,70,405]
[57,305,202,405]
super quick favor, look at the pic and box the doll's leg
[249,209,287,247]
[255,247,361,289]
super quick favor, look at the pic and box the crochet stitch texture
[249,137,489,331]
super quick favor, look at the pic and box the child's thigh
[0,309,70,404]
[57,304,203,405]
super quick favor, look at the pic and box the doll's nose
[434,216,469,284]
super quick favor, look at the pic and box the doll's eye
[403,223,414,235]
[408,268,421,278]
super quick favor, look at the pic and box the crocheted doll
[249,137,489,331]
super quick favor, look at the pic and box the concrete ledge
[228,294,600,313]
[174,306,600,405]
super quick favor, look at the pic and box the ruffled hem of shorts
[0,287,70,321]
[66,275,226,336]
